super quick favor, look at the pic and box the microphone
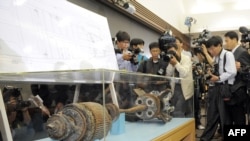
[239,26,249,34]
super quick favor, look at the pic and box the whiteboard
[0,0,118,73]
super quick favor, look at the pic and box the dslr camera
[204,63,219,80]
[114,48,139,65]
[127,47,142,65]
[3,86,31,112]
[160,50,178,62]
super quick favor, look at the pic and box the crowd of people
[199,31,250,141]
[1,30,250,141]
[113,30,250,141]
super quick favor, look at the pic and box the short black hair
[149,42,160,50]
[130,38,144,46]
[165,43,178,50]
[224,31,238,41]
[115,30,130,42]
[206,36,223,48]
[175,36,182,43]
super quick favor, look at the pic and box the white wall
[137,0,250,34]
[136,0,185,32]
[180,0,250,34]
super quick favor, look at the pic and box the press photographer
[113,30,138,72]
[192,59,209,129]
[3,86,31,113]
[200,36,237,141]
[164,42,194,118]
[2,86,34,141]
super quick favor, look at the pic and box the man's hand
[210,74,220,82]
[122,52,132,61]
[235,61,241,71]
[169,56,178,66]
[54,102,64,113]
[41,106,51,117]
[201,44,208,53]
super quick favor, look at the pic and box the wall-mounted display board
[0,0,118,73]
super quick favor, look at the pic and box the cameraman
[200,36,237,141]
[165,43,194,118]
[224,31,250,125]
[3,87,35,141]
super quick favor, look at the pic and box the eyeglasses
[120,41,130,44]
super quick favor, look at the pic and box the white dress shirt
[214,49,236,84]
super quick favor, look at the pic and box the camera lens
[15,100,31,111]
[163,54,173,62]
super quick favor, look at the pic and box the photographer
[191,47,209,130]
[224,31,250,125]
[165,43,194,118]
[2,87,35,141]
[113,31,138,109]
[114,30,138,72]
[190,41,213,130]
[200,36,237,141]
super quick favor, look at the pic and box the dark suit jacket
[232,46,250,91]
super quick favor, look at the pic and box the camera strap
[223,52,228,84]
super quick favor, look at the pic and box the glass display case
[0,69,195,141]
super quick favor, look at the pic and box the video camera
[239,26,250,43]
[158,31,176,62]
[192,29,210,54]
[3,86,31,112]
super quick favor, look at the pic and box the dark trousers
[200,85,230,141]
[194,79,202,126]
[227,87,247,125]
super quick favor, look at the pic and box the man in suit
[224,31,250,125]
